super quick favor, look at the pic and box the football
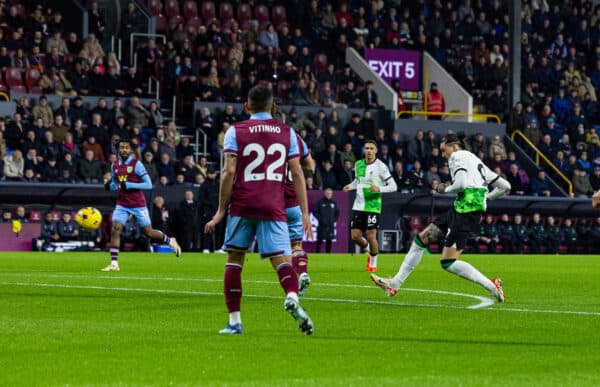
[75,207,103,231]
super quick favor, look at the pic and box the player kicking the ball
[343,140,397,272]
[102,138,181,271]
[371,132,509,302]
[205,85,314,335]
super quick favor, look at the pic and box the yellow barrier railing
[511,130,573,197]
[397,110,501,123]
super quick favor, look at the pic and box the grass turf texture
[1,252,599,386]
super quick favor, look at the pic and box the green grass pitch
[1,251,599,386]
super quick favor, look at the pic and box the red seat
[10,85,27,93]
[186,16,202,29]
[185,23,198,40]
[29,210,42,223]
[156,14,167,34]
[201,1,216,21]
[28,86,43,94]
[25,68,40,88]
[147,0,163,15]
[272,5,286,27]
[164,0,180,18]
[50,211,62,222]
[168,15,185,30]
[182,0,197,19]
[254,4,269,23]
[314,53,328,74]
[237,3,252,25]
[219,2,234,21]
[5,67,24,88]
[276,80,291,104]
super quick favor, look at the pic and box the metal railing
[511,130,573,197]
[147,75,160,100]
[129,33,167,68]
[397,110,501,123]
[110,36,122,60]
[195,128,209,159]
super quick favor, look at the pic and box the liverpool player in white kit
[205,85,314,335]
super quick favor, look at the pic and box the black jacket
[41,220,58,240]
[199,178,219,217]
[314,197,339,238]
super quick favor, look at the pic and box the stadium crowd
[0,0,600,199]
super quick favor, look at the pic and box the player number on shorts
[243,143,286,182]
[368,215,377,224]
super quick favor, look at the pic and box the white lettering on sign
[368,60,416,79]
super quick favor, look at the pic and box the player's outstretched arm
[205,154,236,233]
[290,157,313,239]
[487,176,511,200]
[123,174,152,190]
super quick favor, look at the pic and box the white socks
[391,242,425,288]
[369,254,378,267]
[444,260,495,293]
[229,311,241,325]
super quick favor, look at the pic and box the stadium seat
[219,2,234,21]
[10,85,27,93]
[222,18,236,31]
[182,0,198,20]
[277,80,291,104]
[25,68,40,88]
[237,3,252,25]
[28,86,43,94]
[156,14,167,34]
[185,15,202,29]
[314,54,328,74]
[50,211,61,222]
[168,15,184,30]
[5,67,24,88]
[164,0,180,18]
[29,210,42,223]
[254,4,269,23]
[271,5,287,27]
[147,0,163,16]
[200,1,216,21]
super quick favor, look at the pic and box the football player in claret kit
[205,85,314,335]
[371,132,508,302]
[343,140,397,272]
[102,138,181,271]
[274,108,316,298]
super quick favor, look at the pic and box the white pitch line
[2,280,600,316]
[0,272,493,309]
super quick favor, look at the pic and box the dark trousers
[316,239,332,253]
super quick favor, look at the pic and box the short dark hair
[364,139,378,147]
[247,85,273,113]
[442,132,467,149]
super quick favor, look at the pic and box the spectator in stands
[497,214,516,253]
[487,85,508,121]
[151,196,169,234]
[489,135,507,160]
[2,211,12,223]
[78,150,101,184]
[507,163,527,196]
[508,102,526,133]
[531,170,552,197]
[573,166,594,197]
[591,166,600,191]
[40,212,60,243]
[359,81,379,109]
[407,130,427,163]
[552,88,571,122]
[5,113,27,151]
[82,135,104,162]
[126,97,150,129]
[562,218,578,254]
[320,159,338,189]
[3,150,24,181]
[157,153,176,184]
[58,212,79,241]
[58,152,77,178]
[32,96,54,128]
[24,148,42,178]
[50,115,69,143]
[42,131,62,161]
[259,24,280,50]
